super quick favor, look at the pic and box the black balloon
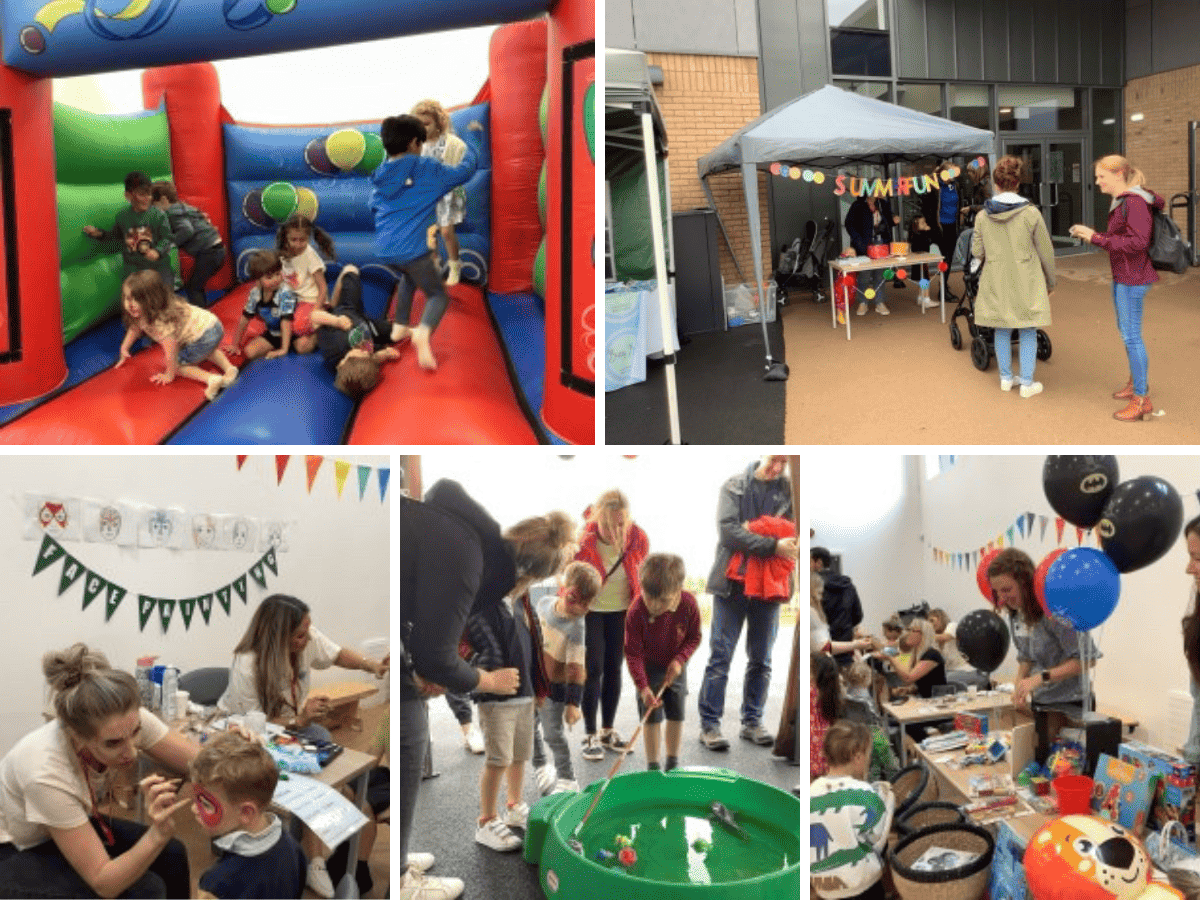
[1098,475,1184,573]
[1043,455,1119,529]
[956,609,1010,673]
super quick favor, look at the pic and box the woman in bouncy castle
[988,548,1099,763]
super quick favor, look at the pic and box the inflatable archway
[0,0,594,444]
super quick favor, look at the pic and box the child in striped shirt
[536,562,602,793]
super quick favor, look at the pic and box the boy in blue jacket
[370,114,477,371]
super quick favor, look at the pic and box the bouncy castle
[0,0,594,444]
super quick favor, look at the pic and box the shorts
[477,700,535,767]
[292,302,315,337]
[259,330,285,351]
[178,322,223,365]
[636,665,688,724]
[436,187,467,228]
[367,766,389,816]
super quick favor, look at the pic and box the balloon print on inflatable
[976,548,1002,603]
[1033,548,1068,615]
[304,137,339,175]
[1024,815,1184,900]
[1043,547,1120,631]
[1097,475,1185,574]
[956,608,1010,673]
[326,128,366,171]
[242,188,271,229]
[1042,455,1119,529]
[260,181,298,221]
[292,186,319,221]
[354,132,385,175]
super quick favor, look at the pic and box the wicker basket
[891,761,939,819]
[896,801,967,838]
[889,822,995,900]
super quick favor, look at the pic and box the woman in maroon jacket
[1069,155,1165,422]
[573,489,649,761]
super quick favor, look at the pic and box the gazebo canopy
[605,48,667,181]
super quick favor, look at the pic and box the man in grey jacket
[697,456,796,750]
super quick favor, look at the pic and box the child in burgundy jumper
[624,553,702,772]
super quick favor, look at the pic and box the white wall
[0,453,390,754]
[811,453,1200,755]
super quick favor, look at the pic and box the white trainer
[534,763,557,796]
[407,852,435,873]
[1019,382,1044,399]
[463,724,485,755]
[504,801,530,829]
[1000,378,1014,392]
[552,778,580,793]
[875,301,890,315]
[398,868,465,900]
[307,856,335,899]
[475,817,523,851]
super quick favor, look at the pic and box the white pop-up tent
[605,48,682,443]
[698,84,995,380]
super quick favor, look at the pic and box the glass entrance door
[1002,139,1089,252]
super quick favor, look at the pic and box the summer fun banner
[769,158,985,196]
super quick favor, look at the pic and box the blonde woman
[1069,155,1166,421]
[871,617,946,699]
[0,644,196,898]
[573,489,649,761]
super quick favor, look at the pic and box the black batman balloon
[1042,456,1119,529]
[1098,475,1184,573]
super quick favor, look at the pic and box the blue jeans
[1112,282,1150,395]
[541,699,575,779]
[697,583,781,730]
[993,327,1037,385]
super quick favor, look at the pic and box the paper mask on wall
[82,499,138,546]
[191,515,218,550]
[138,507,187,549]
[23,494,81,541]
[258,520,291,552]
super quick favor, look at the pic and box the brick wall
[646,52,772,290]
[1125,65,1200,231]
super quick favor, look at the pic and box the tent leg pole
[641,110,682,443]
[742,163,787,381]
[701,177,748,285]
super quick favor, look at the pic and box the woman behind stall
[0,644,196,898]
[989,547,1099,761]
[1179,516,1200,767]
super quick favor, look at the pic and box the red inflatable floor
[348,282,540,444]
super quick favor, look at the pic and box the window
[949,84,991,131]
[924,455,957,479]
[897,83,943,117]
[998,87,1083,132]
[829,0,890,77]
[832,79,891,102]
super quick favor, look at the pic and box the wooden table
[883,691,1017,766]
[828,251,946,339]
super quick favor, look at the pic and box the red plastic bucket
[1052,775,1094,815]
[866,244,890,259]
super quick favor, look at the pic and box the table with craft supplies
[883,690,1017,766]
[828,251,946,340]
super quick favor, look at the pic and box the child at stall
[411,99,469,286]
[810,721,895,900]
[464,570,550,852]
[276,214,337,311]
[83,170,176,287]
[370,113,477,371]
[843,660,899,782]
[115,271,238,400]
[190,731,307,899]
[906,215,939,309]
[536,561,602,793]
[624,553,702,772]
[150,180,226,307]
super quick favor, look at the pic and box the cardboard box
[1091,752,1158,836]
[1120,740,1197,849]
[954,711,988,736]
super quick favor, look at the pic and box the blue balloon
[1043,547,1121,631]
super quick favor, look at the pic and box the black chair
[178,667,229,706]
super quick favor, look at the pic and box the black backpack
[1149,208,1190,274]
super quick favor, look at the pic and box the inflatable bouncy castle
[0,0,594,444]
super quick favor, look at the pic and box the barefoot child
[536,561,602,793]
[116,271,237,400]
[370,114,477,371]
[190,732,307,899]
[624,553,702,772]
[411,99,469,286]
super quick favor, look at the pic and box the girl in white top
[412,99,469,286]
[275,214,337,309]
[0,644,197,898]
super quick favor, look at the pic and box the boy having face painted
[190,732,308,899]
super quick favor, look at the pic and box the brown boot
[1112,380,1135,400]
[1113,395,1153,421]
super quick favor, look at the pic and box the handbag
[1146,820,1200,873]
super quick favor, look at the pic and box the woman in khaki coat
[971,155,1056,398]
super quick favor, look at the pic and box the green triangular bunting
[233,575,248,604]
[158,598,176,633]
[248,562,266,590]
[138,595,156,631]
[197,593,213,624]
[217,586,231,615]
[179,598,195,630]
[104,585,126,622]
[82,572,106,610]
[33,534,65,575]
[262,548,277,576]
[58,555,85,596]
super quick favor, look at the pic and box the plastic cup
[246,710,267,736]
[176,690,190,714]
[1052,775,1094,815]
[967,685,978,697]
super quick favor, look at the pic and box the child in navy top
[624,553,702,772]
[370,113,477,371]
[190,732,307,899]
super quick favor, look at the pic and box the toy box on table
[1119,740,1197,850]
[1091,752,1159,836]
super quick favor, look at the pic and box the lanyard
[75,750,116,848]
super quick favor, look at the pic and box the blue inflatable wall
[223,103,493,284]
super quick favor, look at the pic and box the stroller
[775,217,837,305]
[946,227,1052,372]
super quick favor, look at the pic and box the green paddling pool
[523,767,801,899]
